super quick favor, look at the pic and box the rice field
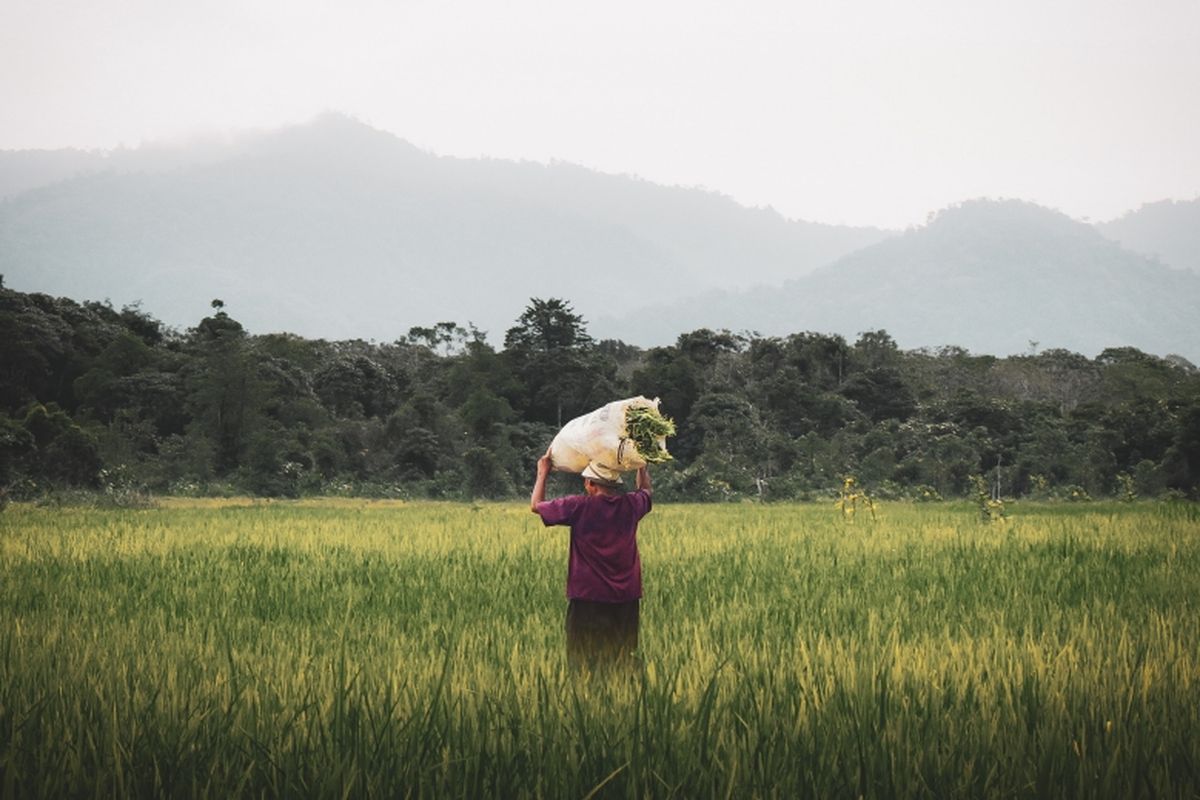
[1,499,1198,798]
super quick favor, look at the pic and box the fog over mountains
[598,199,1200,360]
[0,114,887,341]
[1,114,1197,360]
[1096,199,1200,274]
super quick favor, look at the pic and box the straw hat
[581,462,623,488]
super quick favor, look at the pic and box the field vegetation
[2,499,1198,797]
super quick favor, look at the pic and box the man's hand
[636,465,652,495]
[536,448,553,478]
[531,446,553,512]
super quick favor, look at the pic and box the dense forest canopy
[2,278,1198,504]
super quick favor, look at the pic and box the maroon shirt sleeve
[629,489,652,519]
[536,495,584,527]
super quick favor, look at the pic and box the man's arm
[530,447,553,512]
[636,465,652,496]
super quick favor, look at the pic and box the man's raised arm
[530,448,552,512]
[636,465,652,496]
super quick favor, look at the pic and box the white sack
[549,396,667,474]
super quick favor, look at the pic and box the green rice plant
[971,474,1006,522]
[1117,472,1137,502]
[1,499,1198,798]
[835,475,877,521]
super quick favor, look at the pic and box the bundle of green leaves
[625,404,676,464]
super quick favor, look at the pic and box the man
[530,448,652,670]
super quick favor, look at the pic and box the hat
[581,462,623,488]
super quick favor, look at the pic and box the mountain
[0,136,248,200]
[0,113,890,341]
[0,149,108,200]
[1096,198,1200,273]
[595,199,1200,361]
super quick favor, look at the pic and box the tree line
[2,279,1198,504]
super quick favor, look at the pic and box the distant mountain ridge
[0,114,889,341]
[596,200,1200,361]
[1096,198,1200,273]
[0,149,108,200]
[2,116,1197,359]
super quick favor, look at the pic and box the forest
[2,279,1198,504]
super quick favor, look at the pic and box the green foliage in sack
[625,405,676,464]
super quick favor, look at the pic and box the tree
[394,427,441,479]
[72,331,157,423]
[406,321,474,357]
[2,295,139,409]
[446,338,522,410]
[118,302,166,346]
[853,330,901,370]
[1163,400,1200,492]
[461,446,515,498]
[505,299,594,353]
[313,353,398,419]
[459,388,515,442]
[676,329,742,368]
[784,332,850,390]
[687,392,773,493]
[20,403,102,486]
[0,412,34,489]
[838,368,917,422]
[631,348,702,457]
[504,298,606,426]
[184,306,265,475]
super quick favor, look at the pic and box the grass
[1,499,1198,797]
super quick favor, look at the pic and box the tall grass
[2,500,1198,797]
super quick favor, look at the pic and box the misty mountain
[0,149,107,200]
[0,137,249,200]
[596,200,1200,361]
[0,113,889,341]
[1096,197,1200,273]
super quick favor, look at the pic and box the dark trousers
[565,599,640,671]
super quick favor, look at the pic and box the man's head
[581,463,623,495]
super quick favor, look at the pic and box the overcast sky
[2,0,1197,228]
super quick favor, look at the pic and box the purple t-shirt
[536,490,652,603]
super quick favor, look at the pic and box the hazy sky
[2,0,1197,228]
